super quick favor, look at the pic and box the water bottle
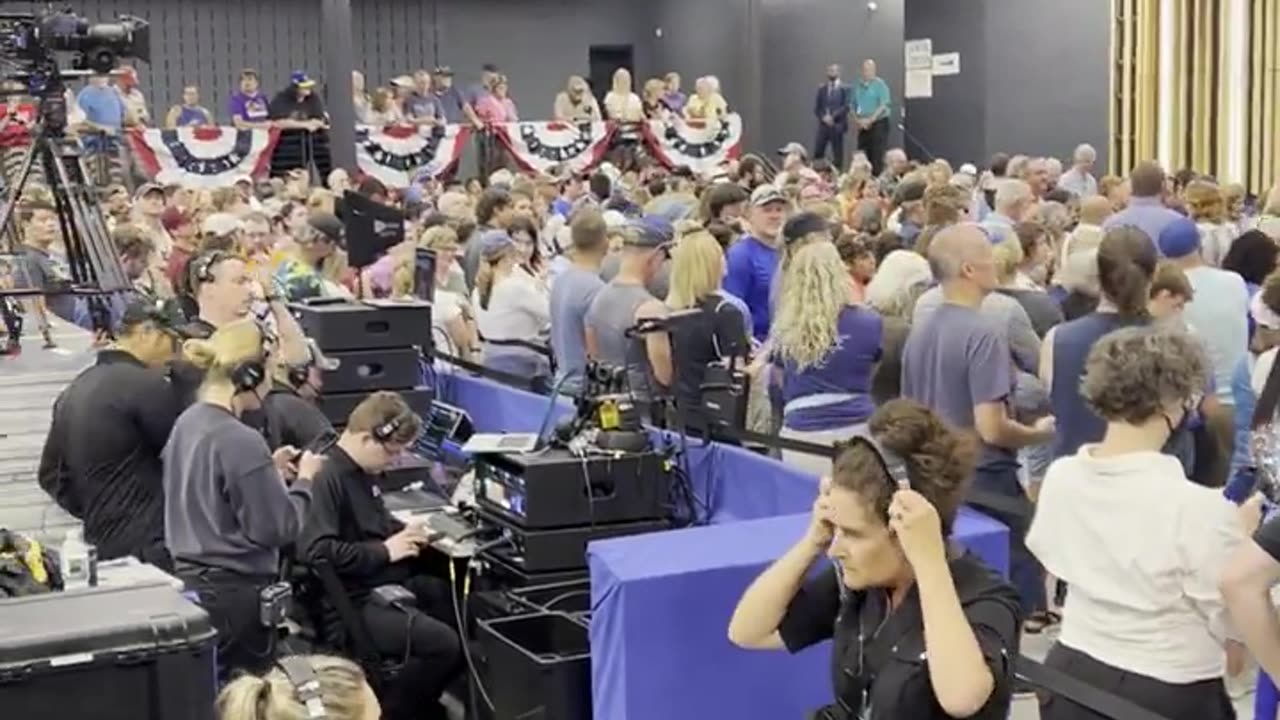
[60,527,96,590]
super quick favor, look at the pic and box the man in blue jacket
[813,64,850,170]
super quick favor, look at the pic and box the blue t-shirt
[902,302,1016,471]
[777,305,882,432]
[723,236,779,341]
[77,85,124,129]
[549,265,606,394]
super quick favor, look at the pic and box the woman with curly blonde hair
[770,240,883,474]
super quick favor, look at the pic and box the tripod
[0,96,130,352]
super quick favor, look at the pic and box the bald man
[853,59,891,175]
[902,223,1054,619]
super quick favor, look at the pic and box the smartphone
[307,429,338,455]
[414,248,437,302]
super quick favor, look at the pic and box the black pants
[177,565,277,684]
[361,574,463,720]
[857,117,890,175]
[1040,643,1235,720]
[813,124,846,170]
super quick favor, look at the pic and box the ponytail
[1097,227,1157,320]
[215,675,272,720]
[476,258,497,310]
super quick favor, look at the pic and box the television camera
[0,6,150,349]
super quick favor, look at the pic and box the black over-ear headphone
[846,434,912,491]
[277,656,327,719]
[229,323,270,394]
[372,409,414,443]
[188,249,233,287]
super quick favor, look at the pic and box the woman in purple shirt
[771,240,883,476]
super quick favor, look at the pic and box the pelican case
[0,582,217,720]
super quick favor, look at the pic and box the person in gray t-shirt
[901,224,1055,619]
[550,209,609,394]
[162,319,325,679]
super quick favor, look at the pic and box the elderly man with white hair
[982,179,1034,244]
[1058,144,1099,198]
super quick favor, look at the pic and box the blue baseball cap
[290,71,316,89]
[624,215,675,249]
[479,229,516,260]
[1157,217,1201,258]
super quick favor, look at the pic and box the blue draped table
[437,369,1010,719]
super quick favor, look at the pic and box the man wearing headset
[301,392,463,720]
[262,338,338,452]
[174,249,309,408]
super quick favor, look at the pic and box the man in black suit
[813,63,850,170]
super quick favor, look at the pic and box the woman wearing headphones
[163,319,326,681]
[218,655,379,720]
[729,399,1022,720]
[664,223,749,431]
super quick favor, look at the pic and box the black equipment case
[0,583,217,720]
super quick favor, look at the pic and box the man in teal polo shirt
[853,59,892,175]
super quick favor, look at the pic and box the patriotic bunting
[492,121,615,176]
[128,126,280,188]
[643,114,744,177]
[355,123,471,188]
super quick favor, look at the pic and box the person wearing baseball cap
[1160,216,1249,411]
[601,214,676,299]
[37,296,198,566]
[585,212,674,415]
[725,184,792,341]
[475,229,552,381]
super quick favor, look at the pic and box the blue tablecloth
[587,509,1009,720]
[440,371,1013,720]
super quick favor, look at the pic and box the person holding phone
[301,392,462,720]
[728,399,1021,720]
[163,319,325,681]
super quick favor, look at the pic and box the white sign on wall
[904,38,933,70]
[932,52,961,76]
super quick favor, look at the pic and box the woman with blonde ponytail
[217,655,379,720]
[770,241,884,475]
[472,229,551,381]
[163,319,326,681]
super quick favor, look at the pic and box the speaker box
[318,386,433,426]
[322,347,422,394]
[292,301,432,351]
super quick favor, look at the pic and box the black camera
[0,9,150,74]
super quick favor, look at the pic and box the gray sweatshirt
[163,402,312,577]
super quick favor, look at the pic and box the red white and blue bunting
[128,127,280,188]
[355,123,471,188]
[492,121,615,176]
[643,113,743,177]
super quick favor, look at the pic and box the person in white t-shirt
[603,68,643,123]
[1027,326,1245,720]
[471,229,551,382]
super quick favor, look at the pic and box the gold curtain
[1111,0,1158,177]
[1249,0,1280,194]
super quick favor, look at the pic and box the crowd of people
[13,46,1280,720]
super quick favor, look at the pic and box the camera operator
[300,392,462,720]
[37,298,190,566]
[164,319,324,680]
[262,338,338,451]
[728,399,1020,720]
